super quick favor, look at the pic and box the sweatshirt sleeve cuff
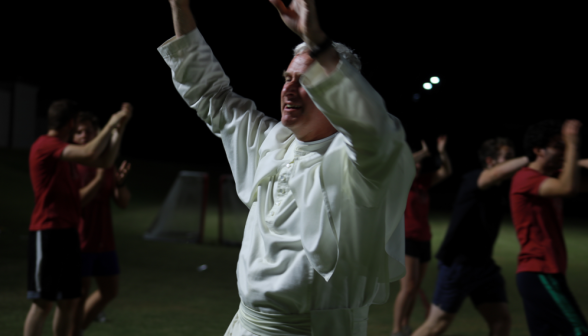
[157,28,203,60]
[300,59,352,95]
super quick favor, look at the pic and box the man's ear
[485,156,494,168]
[533,147,544,158]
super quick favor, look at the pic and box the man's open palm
[269,0,324,45]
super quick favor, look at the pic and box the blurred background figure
[71,111,132,336]
[413,137,528,336]
[392,136,452,336]
[511,120,588,336]
[24,100,131,336]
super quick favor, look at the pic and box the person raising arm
[160,1,414,335]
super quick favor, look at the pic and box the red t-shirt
[77,165,116,253]
[29,135,81,231]
[510,167,566,274]
[405,174,433,242]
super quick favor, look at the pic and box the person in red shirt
[70,112,132,335]
[392,136,452,336]
[510,119,588,336]
[25,100,132,336]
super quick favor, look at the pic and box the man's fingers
[563,119,582,135]
[269,0,289,14]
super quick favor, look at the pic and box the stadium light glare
[430,76,440,84]
[423,83,433,90]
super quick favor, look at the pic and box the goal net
[144,171,209,244]
[218,174,249,246]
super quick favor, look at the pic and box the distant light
[423,83,433,90]
[430,76,440,84]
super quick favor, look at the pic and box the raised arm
[61,106,129,167]
[270,0,339,75]
[538,120,582,197]
[412,140,430,163]
[169,0,197,37]
[160,1,278,203]
[94,104,133,168]
[270,0,412,184]
[431,135,452,186]
[477,156,529,190]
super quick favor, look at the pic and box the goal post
[144,171,209,244]
[218,174,249,246]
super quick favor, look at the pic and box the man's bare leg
[476,302,511,336]
[412,304,455,336]
[53,298,79,336]
[402,261,430,326]
[393,256,422,333]
[82,275,119,330]
[24,299,53,336]
[72,277,92,335]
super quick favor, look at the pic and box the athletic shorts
[432,260,507,313]
[27,229,81,301]
[405,239,431,263]
[81,251,120,277]
[517,272,588,336]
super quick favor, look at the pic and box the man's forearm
[412,150,429,163]
[101,126,126,168]
[114,186,131,209]
[578,159,588,169]
[80,174,103,207]
[171,2,197,38]
[83,125,115,161]
[559,142,580,194]
[439,151,452,175]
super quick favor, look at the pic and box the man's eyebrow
[282,71,290,78]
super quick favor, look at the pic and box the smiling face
[73,121,97,145]
[281,52,336,141]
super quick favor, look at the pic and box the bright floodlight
[430,76,440,84]
[423,83,433,90]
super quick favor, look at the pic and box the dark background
[2,1,587,213]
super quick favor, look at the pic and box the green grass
[1,148,587,335]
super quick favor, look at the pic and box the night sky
[3,1,587,210]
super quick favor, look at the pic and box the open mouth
[284,104,302,111]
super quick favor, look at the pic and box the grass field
[1,148,587,335]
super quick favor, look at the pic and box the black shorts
[405,238,431,263]
[433,260,507,314]
[27,228,81,301]
[517,272,588,336]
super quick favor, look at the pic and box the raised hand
[437,135,448,153]
[119,102,133,125]
[420,140,430,156]
[269,0,327,46]
[562,120,582,145]
[114,160,131,187]
[106,103,133,130]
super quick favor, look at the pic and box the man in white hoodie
[159,0,415,335]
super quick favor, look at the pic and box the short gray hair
[293,42,362,71]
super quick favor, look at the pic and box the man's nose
[284,79,300,92]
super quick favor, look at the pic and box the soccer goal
[218,174,249,246]
[144,171,209,244]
